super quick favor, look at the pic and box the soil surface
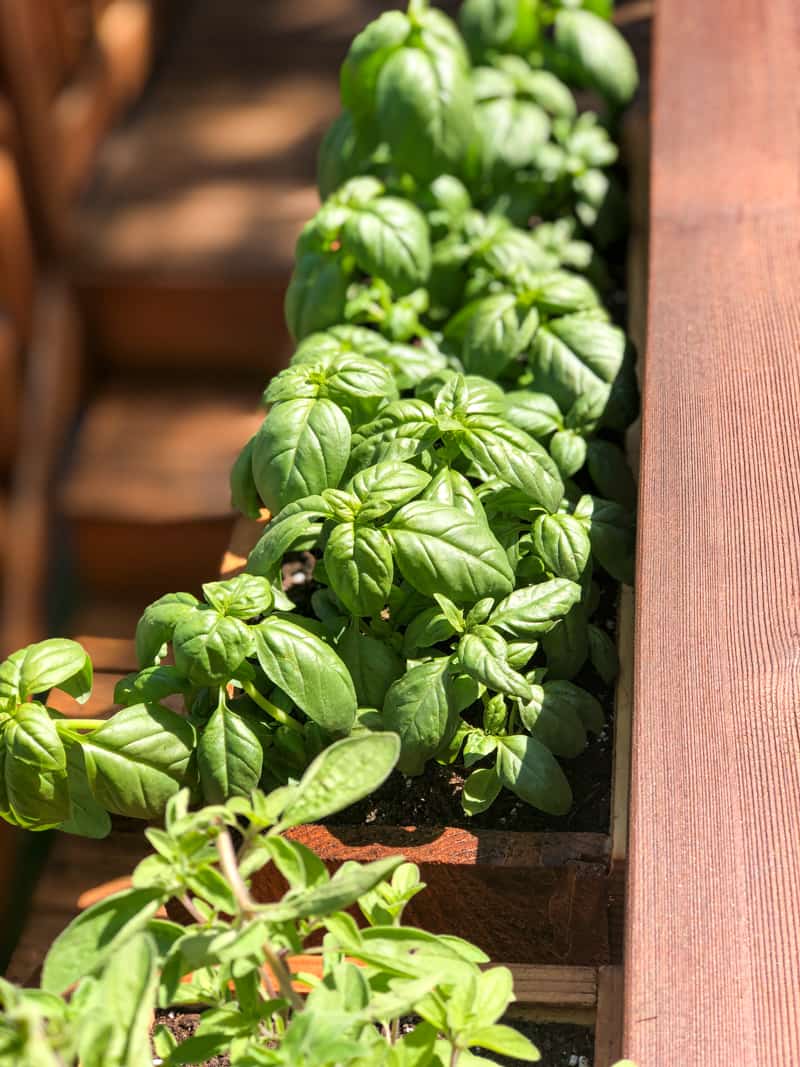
[152,1012,593,1066]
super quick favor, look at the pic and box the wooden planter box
[223,515,635,969]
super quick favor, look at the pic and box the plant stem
[54,719,103,733]
[241,681,304,734]
[215,827,304,1012]
[179,893,206,925]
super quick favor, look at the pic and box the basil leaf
[388,501,514,603]
[381,658,457,776]
[457,627,532,700]
[198,704,263,804]
[459,0,539,62]
[403,605,459,656]
[342,198,431,295]
[469,1022,541,1060]
[376,46,475,182]
[59,739,112,839]
[588,623,619,684]
[81,704,195,820]
[17,640,93,705]
[245,499,328,579]
[528,270,600,317]
[230,434,262,519]
[324,523,394,617]
[462,766,502,816]
[42,886,164,994]
[576,495,636,584]
[475,97,550,180]
[586,439,637,508]
[135,592,200,668]
[336,626,404,709]
[519,685,588,757]
[252,398,351,514]
[201,574,274,620]
[317,110,375,200]
[489,578,582,638]
[348,399,438,470]
[504,390,563,440]
[348,461,431,510]
[253,617,356,734]
[341,10,409,123]
[550,428,587,477]
[459,416,564,512]
[543,679,604,736]
[532,513,591,581]
[529,314,627,425]
[541,599,589,679]
[444,294,535,379]
[276,732,400,830]
[285,251,350,341]
[173,610,253,687]
[554,10,638,108]
[1,704,69,829]
[495,735,571,815]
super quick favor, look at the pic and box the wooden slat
[624,1,800,1062]
[594,966,624,1067]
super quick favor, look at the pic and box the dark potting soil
[153,1012,593,1067]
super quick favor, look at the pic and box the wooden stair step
[59,382,262,596]
[68,0,395,368]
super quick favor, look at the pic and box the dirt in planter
[152,1012,593,1066]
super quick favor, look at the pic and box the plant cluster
[0,736,543,1066]
[0,0,638,833]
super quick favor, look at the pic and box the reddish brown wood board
[624,0,800,1062]
[252,826,611,967]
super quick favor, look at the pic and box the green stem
[241,681,304,735]
[55,719,104,733]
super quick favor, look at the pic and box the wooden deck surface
[624,0,800,1062]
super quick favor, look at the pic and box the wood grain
[624,0,800,1062]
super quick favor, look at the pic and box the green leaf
[549,428,587,478]
[541,599,589,679]
[324,523,394,617]
[245,498,328,579]
[198,704,263,804]
[422,467,486,520]
[532,513,591,581]
[342,198,432,295]
[268,856,404,922]
[113,665,189,708]
[462,766,502,815]
[529,314,627,426]
[588,622,619,684]
[382,658,459,775]
[59,739,112,839]
[519,685,587,757]
[459,417,564,512]
[336,625,404,709]
[504,390,563,440]
[457,627,531,700]
[251,397,351,514]
[586,438,637,508]
[489,579,582,638]
[388,501,514,603]
[459,0,539,62]
[135,592,200,668]
[81,704,195,820]
[444,294,534,380]
[42,886,164,994]
[253,616,357,734]
[554,9,638,107]
[285,250,351,341]
[543,678,604,735]
[17,640,93,705]
[469,1022,541,1060]
[376,46,475,182]
[1,703,69,829]
[576,495,636,584]
[173,609,253,687]
[229,434,262,519]
[201,574,274,620]
[276,732,400,830]
[348,461,431,510]
[495,735,572,814]
[475,97,550,179]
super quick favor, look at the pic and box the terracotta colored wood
[220,512,270,578]
[58,383,263,596]
[0,276,83,655]
[0,145,35,346]
[252,827,611,966]
[594,965,624,1067]
[624,0,800,1062]
[0,312,17,471]
[69,634,137,673]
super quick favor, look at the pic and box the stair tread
[69,0,395,277]
[59,382,262,522]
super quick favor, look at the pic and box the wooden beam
[624,0,800,1062]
